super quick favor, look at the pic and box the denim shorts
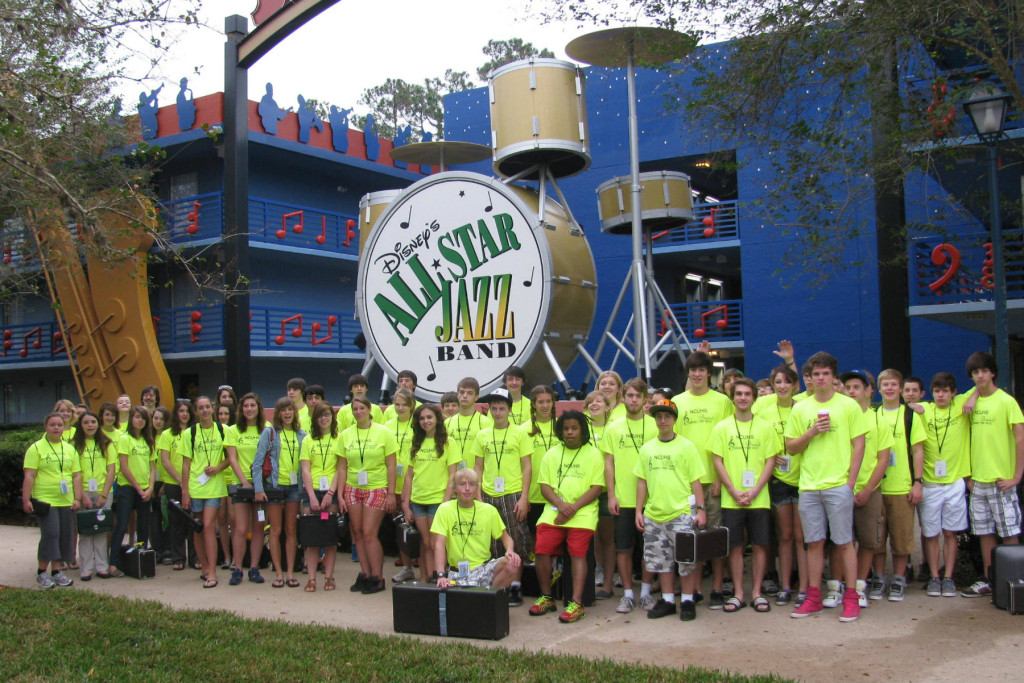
[266,484,301,504]
[190,497,221,513]
[411,501,440,519]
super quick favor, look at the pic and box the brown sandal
[304,579,316,592]
[324,577,336,591]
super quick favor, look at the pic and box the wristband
[695,504,707,510]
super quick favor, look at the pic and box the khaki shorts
[853,488,885,550]
[880,493,915,556]
[701,482,723,528]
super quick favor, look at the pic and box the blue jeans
[109,485,151,568]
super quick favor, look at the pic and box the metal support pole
[988,143,1010,388]
[625,40,650,383]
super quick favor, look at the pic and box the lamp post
[963,85,1012,388]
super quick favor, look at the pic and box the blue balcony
[660,299,744,344]
[153,304,363,357]
[0,320,66,367]
[159,193,360,259]
[650,201,739,250]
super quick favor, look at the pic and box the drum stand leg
[500,164,587,234]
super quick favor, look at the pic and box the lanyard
[455,502,477,562]
[934,406,951,455]
[282,430,297,469]
[536,421,554,451]
[199,425,216,468]
[354,426,370,466]
[455,413,477,453]
[556,445,583,490]
[490,428,509,470]
[45,439,66,475]
[395,419,411,454]
[83,440,102,475]
[315,436,333,473]
[624,417,645,452]
[733,417,752,467]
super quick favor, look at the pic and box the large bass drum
[356,172,596,401]
[596,170,695,234]
[488,58,590,180]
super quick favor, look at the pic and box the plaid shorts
[448,557,501,586]
[343,485,388,510]
[643,514,698,577]
[482,492,533,561]
[969,481,1022,538]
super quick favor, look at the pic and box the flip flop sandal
[272,578,285,588]
[753,596,771,613]
[203,578,218,588]
[723,597,747,613]
[286,577,301,588]
[172,563,185,571]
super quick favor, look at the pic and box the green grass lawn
[0,588,792,682]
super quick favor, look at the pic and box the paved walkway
[1,525,1019,681]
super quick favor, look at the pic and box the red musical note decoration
[981,242,994,290]
[283,210,304,235]
[186,201,202,235]
[189,310,202,343]
[248,311,253,332]
[20,326,42,357]
[316,215,327,245]
[274,314,303,345]
[694,305,728,338]
[927,244,961,293]
[2,329,11,356]
[702,207,718,238]
[651,230,670,241]
[2,246,10,264]
[311,315,338,346]
[342,218,356,248]
[52,331,65,355]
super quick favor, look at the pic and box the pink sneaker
[839,588,861,622]
[791,585,823,618]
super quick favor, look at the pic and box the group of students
[21,345,1023,627]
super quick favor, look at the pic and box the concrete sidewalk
[1,524,1019,682]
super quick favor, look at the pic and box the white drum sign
[357,172,596,401]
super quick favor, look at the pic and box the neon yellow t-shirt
[608,403,627,423]
[117,433,156,488]
[671,388,735,483]
[752,396,800,486]
[854,410,895,493]
[536,443,605,530]
[600,414,657,508]
[784,393,868,492]
[875,405,927,495]
[633,435,705,523]
[588,419,608,451]
[384,416,414,494]
[180,424,227,499]
[225,424,262,486]
[338,422,398,490]
[521,420,557,504]
[77,439,116,494]
[430,499,506,569]
[408,437,461,504]
[708,415,780,509]
[469,425,533,497]
[921,396,971,483]
[300,434,339,489]
[508,396,532,428]
[969,389,1024,483]
[445,411,493,466]
[276,429,302,487]
[24,438,80,506]
[156,429,184,484]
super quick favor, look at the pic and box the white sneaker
[595,564,605,587]
[52,571,73,587]
[616,595,635,613]
[36,572,55,589]
[888,575,906,602]
[867,576,887,601]
[855,579,868,608]
[822,579,844,608]
[392,566,415,583]
[639,593,656,611]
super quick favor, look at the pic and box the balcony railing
[152,304,362,356]
[660,299,744,343]
[909,229,1024,306]
[159,193,360,257]
[650,201,739,248]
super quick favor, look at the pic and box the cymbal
[565,26,697,67]
[389,141,491,168]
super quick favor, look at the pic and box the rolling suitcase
[392,583,509,640]
[1008,580,1024,615]
[676,526,730,564]
[297,512,340,548]
[990,544,1024,610]
[122,545,156,579]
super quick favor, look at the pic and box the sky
[125,0,604,119]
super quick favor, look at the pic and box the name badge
[494,477,505,493]
[934,461,947,478]
[396,463,404,477]
[87,478,98,492]
[742,471,755,488]
[357,470,369,486]
[257,509,266,523]
[59,480,69,495]
[688,494,697,509]
[197,472,211,486]
[289,471,298,486]
[457,560,470,579]
[777,456,791,473]
[318,476,329,491]
[888,450,896,468]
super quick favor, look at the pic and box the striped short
[969,481,1022,538]
[343,485,388,510]
[482,492,533,561]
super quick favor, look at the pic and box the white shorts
[920,479,968,537]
